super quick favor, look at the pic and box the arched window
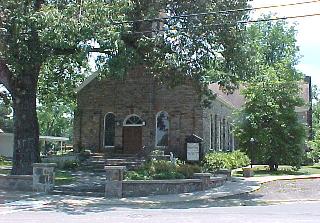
[156,111,169,147]
[123,114,144,126]
[104,113,115,147]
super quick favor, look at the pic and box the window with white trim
[124,114,144,126]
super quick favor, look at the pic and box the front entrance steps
[52,171,106,197]
[81,153,146,172]
[51,153,146,197]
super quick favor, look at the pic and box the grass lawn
[55,170,75,185]
[0,157,12,175]
[233,163,320,177]
[0,159,12,167]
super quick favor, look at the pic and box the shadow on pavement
[1,188,267,215]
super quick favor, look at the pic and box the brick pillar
[32,163,57,193]
[105,166,126,198]
[193,173,212,190]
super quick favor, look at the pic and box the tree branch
[0,59,13,92]
[34,0,45,11]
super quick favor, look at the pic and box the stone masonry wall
[74,67,203,158]
[0,175,33,191]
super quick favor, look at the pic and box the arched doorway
[122,114,144,154]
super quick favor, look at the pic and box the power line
[129,12,320,35]
[112,0,320,25]
[0,0,319,36]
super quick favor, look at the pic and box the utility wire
[129,12,320,35]
[0,0,319,36]
[112,0,320,25]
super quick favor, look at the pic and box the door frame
[122,114,144,154]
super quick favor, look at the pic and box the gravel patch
[252,179,320,201]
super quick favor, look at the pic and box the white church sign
[187,143,200,161]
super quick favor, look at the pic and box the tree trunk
[11,74,40,175]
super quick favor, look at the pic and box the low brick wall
[0,174,33,191]
[123,179,203,197]
[122,177,226,197]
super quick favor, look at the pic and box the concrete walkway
[107,174,320,205]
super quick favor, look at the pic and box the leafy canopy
[234,19,306,170]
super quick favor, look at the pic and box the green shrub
[125,160,202,180]
[0,155,5,162]
[149,160,176,174]
[202,151,250,172]
[125,171,150,180]
[61,160,80,170]
[0,156,12,166]
[231,150,251,168]
[309,149,320,163]
[153,172,185,180]
[177,163,201,178]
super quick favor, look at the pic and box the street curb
[48,175,320,206]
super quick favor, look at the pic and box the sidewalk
[103,174,320,205]
[1,174,320,207]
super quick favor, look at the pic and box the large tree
[0,0,250,174]
[234,19,307,170]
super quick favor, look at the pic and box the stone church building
[73,67,312,159]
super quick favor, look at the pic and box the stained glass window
[104,113,115,147]
[156,111,169,147]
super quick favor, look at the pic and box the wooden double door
[123,126,142,154]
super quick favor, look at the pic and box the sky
[250,0,320,87]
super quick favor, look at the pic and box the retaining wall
[0,174,33,191]
[122,177,226,197]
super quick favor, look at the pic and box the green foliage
[176,163,201,179]
[0,98,13,132]
[1,0,253,174]
[307,133,320,164]
[301,151,315,166]
[234,19,306,170]
[202,151,250,172]
[0,155,12,167]
[60,160,80,170]
[125,159,201,180]
[309,87,320,164]
[37,102,73,138]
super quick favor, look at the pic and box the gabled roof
[75,71,99,93]
[208,83,245,109]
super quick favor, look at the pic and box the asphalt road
[1,201,320,223]
[1,179,320,223]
